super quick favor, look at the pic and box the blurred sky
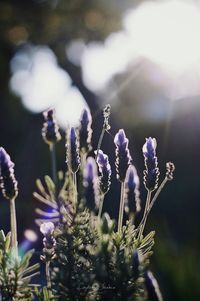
[9,0,200,127]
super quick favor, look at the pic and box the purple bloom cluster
[83,157,99,211]
[142,137,159,191]
[125,165,141,215]
[79,109,92,154]
[0,147,18,200]
[42,109,61,145]
[67,127,80,173]
[40,222,56,261]
[96,150,111,195]
[114,129,132,182]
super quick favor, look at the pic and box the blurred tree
[0,0,143,245]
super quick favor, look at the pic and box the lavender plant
[79,109,93,156]
[0,148,39,300]
[0,105,174,301]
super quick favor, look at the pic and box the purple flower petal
[114,129,132,182]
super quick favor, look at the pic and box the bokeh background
[0,0,200,300]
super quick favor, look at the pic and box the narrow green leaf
[5,232,11,251]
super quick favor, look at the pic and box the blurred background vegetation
[0,0,200,300]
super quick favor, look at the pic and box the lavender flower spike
[67,127,81,173]
[144,270,163,301]
[114,129,132,182]
[40,222,56,263]
[42,108,61,145]
[95,150,111,195]
[0,147,18,200]
[79,108,92,154]
[125,165,141,216]
[83,157,99,211]
[143,137,159,191]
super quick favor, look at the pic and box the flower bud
[125,165,141,216]
[143,137,159,191]
[165,162,175,181]
[66,127,80,174]
[83,157,99,211]
[103,104,111,131]
[79,109,92,154]
[95,150,111,195]
[114,129,132,182]
[40,222,55,236]
[0,147,18,200]
[40,222,56,261]
[42,109,61,145]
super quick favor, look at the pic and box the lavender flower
[79,108,92,154]
[0,147,18,200]
[144,270,163,301]
[143,137,159,191]
[42,109,61,145]
[67,127,80,173]
[40,222,56,261]
[114,129,132,182]
[83,157,99,211]
[125,165,141,216]
[166,162,175,181]
[95,150,111,195]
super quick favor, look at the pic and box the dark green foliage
[0,230,39,301]
[51,205,96,300]
[34,170,156,301]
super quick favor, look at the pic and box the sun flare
[124,1,200,72]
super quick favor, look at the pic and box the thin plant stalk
[148,177,168,213]
[72,172,78,206]
[46,261,52,296]
[95,127,106,161]
[138,190,152,240]
[137,177,168,236]
[129,214,135,226]
[10,197,18,257]
[98,194,105,220]
[49,144,57,185]
[118,181,125,233]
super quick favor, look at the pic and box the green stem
[73,172,77,206]
[148,177,168,213]
[49,143,57,185]
[138,190,152,240]
[10,197,18,258]
[98,194,105,220]
[137,177,168,236]
[129,214,135,226]
[95,127,106,160]
[46,261,52,295]
[118,181,125,233]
